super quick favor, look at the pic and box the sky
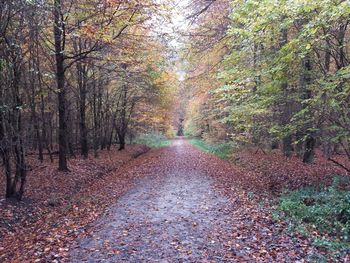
[151,0,191,81]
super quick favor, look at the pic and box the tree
[0,0,28,199]
[183,0,350,167]
[0,0,177,199]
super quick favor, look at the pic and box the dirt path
[70,138,314,262]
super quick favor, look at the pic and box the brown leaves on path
[0,145,150,262]
[1,138,349,262]
[70,138,323,262]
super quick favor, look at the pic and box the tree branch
[328,158,350,173]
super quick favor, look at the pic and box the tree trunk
[92,78,99,157]
[107,128,114,150]
[118,131,125,151]
[4,57,27,200]
[28,20,44,162]
[77,62,88,158]
[0,95,14,198]
[54,0,68,171]
[282,135,293,157]
[301,57,315,163]
[117,84,128,151]
[303,134,316,163]
[295,131,304,158]
[66,109,76,158]
[40,92,53,162]
[29,72,43,161]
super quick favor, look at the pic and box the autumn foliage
[1,0,350,261]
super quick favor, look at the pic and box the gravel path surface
[70,138,314,262]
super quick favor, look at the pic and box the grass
[275,176,350,259]
[133,133,171,148]
[188,138,233,159]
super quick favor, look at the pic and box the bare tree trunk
[13,116,26,200]
[117,85,128,151]
[92,78,99,157]
[107,129,114,150]
[8,58,26,200]
[66,108,76,158]
[76,39,88,158]
[31,97,43,161]
[54,0,68,171]
[39,92,54,162]
[78,65,88,158]
[29,60,43,161]
[117,131,126,151]
[0,83,13,198]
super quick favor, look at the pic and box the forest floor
[1,138,349,262]
[0,144,151,261]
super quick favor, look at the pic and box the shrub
[276,176,350,258]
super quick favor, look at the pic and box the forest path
[70,138,312,262]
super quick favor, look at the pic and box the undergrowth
[275,176,350,260]
[189,138,233,159]
[134,133,171,148]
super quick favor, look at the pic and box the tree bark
[92,77,99,157]
[117,131,126,151]
[77,62,88,158]
[54,0,68,171]
[117,84,128,151]
[0,84,13,198]
[301,58,315,163]
[303,134,316,163]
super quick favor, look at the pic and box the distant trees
[183,0,350,165]
[182,0,231,142]
[0,0,176,199]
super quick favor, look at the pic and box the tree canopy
[0,0,349,198]
[182,0,350,165]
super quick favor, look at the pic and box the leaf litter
[1,139,349,261]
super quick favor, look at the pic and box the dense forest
[1,0,350,261]
[0,0,177,199]
[2,0,349,199]
[182,0,350,166]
